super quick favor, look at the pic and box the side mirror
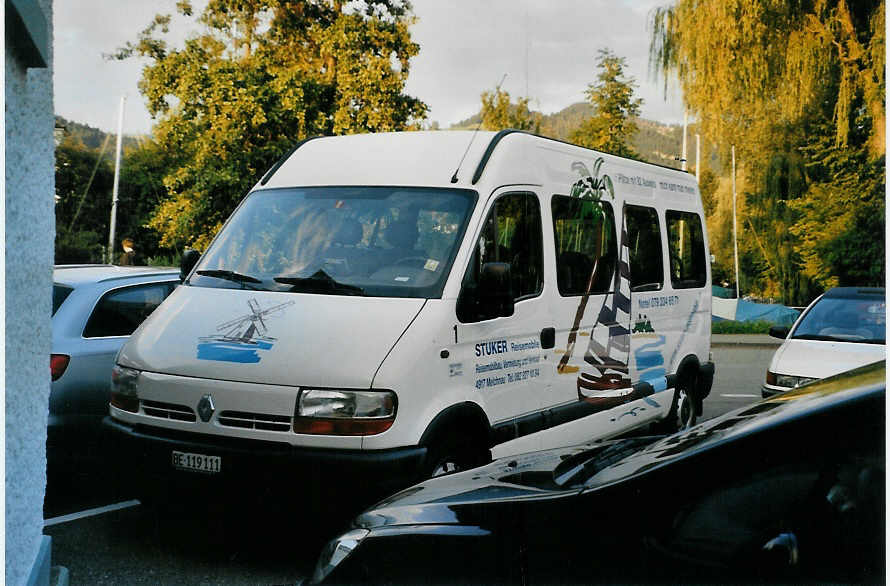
[180,249,201,282]
[769,325,789,340]
[478,262,514,320]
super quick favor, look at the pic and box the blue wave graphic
[635,351,664,370]
[641,368,667,381]
[197,337,275,363]
[635,335,666,353]
[635,334,666,382]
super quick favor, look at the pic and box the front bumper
[103,416,427,505]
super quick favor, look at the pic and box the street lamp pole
[732,145,740,298]
[108,95,126,264]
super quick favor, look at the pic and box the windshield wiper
[274,270,365,296]
[792,333,853,343]
[195,269,262,288]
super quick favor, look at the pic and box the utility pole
[695,134,700,180]
[108,95,126,264]
[732,145,740,299]
[681,111,688,171]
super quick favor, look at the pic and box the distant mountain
[55,115,143,152]
[448,102,689,170]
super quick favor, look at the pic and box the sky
[53,0,685,136]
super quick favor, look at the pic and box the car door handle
[540,327,555,349]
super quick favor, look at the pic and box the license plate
[172,450,221,474]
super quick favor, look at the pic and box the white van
[106,131,714,501]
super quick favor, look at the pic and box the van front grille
[142,400,197,422]
[218,411,291,432]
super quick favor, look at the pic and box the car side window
[83,281,177,338]
[458,192,543,321]
[661,450,883,583]
[52,284,74,316]
[666,210,706,289]
[551,195,616,296]
[625,205,663,292]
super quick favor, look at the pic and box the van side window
[83,281,177,338]
[625,205,664,292]
[551,195,616,296]
[666,210,707,289]
[457,192,543,321]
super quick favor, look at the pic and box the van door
[662,209,710,371]
[625,204,669,386]
[455,190,552,426]
[548,193,629,410]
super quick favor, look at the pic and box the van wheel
[424,433,490,479]
[655,379,697,434]
[674,386,697,431]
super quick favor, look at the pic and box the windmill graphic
[197,298,295,363]
[216,299,295,342]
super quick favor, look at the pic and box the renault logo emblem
[197,394,215,422]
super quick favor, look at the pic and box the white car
[763,287,885,396]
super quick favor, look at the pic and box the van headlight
[293,389,396,435]
[311,528,370,583]
[110,364,141,413]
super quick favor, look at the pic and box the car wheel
[424,433,489,479]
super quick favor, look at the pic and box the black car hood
[353,445,595,529]
[354,361,886,531]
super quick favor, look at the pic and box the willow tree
[570,49,642,159]
[479,88,541,133]
[115,0,428,249]
[650,0,884,162]
[650,0,885,302]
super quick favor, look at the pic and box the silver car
[50,264,179,453]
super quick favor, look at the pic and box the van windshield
[190,187,477,298]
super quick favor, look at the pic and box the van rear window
[666,210,707,289]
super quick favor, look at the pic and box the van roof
[262,131,694,192]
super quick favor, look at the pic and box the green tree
[570,49,642,158]
[115,0,428,250]
[117,138,181,263]
[650,0,884,164]
[650,0,884,304]
[54,136,115,263]
[479,88,541,132]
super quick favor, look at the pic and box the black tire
[655,375,698,434]
[423,432,490,479]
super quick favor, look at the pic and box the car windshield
[791,296,886,344]
[190,187,476,298]
[52,284,74,316]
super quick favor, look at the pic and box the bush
[711,320,773,334]
[145,254,180,268]
[55,227,105,264]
